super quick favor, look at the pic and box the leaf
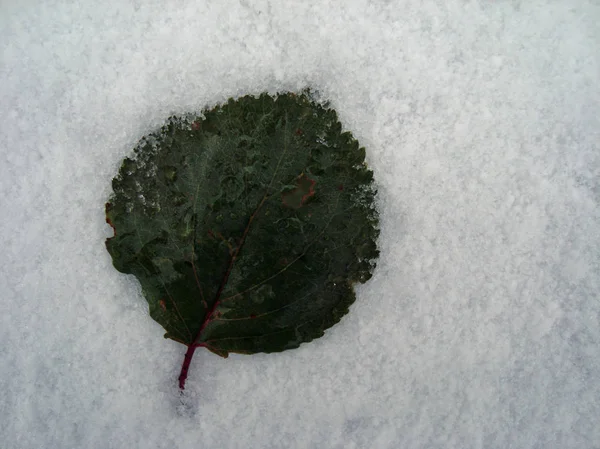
[105,91,380,389]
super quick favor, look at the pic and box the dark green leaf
[105,91,380,389]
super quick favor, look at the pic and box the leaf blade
[105,91,380,388]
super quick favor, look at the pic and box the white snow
[1,1,599,448]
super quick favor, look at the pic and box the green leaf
[105,91,380,389]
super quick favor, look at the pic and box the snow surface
[1,1,599,448]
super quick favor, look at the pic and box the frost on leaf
[105,91,380,389]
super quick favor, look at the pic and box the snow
[1,0,599,448]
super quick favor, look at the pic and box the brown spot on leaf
[105,203,117,236]
[282,174,316,209]
[159,299,167,311]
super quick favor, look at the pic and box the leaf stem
[178,344,197,390]
[179,136,289,389]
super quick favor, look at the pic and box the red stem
[178,345,197,389]
[177,194,270,390]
